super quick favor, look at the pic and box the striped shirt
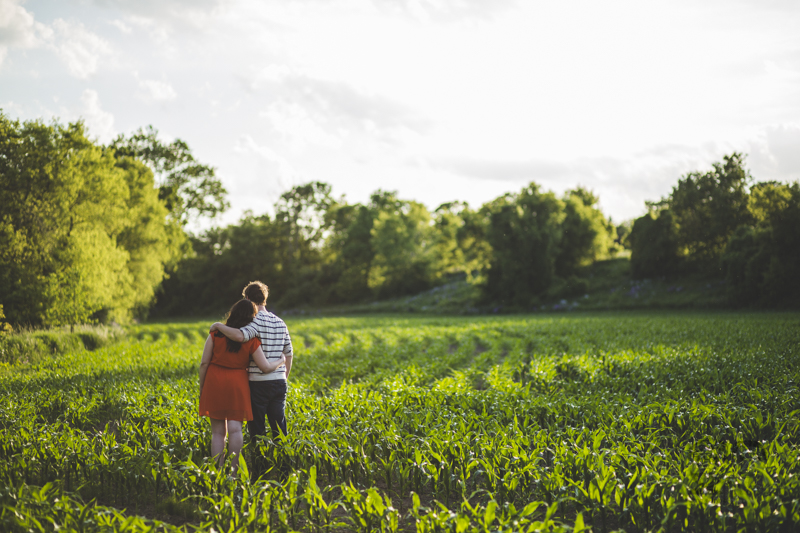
[240,309,293,381]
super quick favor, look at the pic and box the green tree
[0,305,13,335]
[0,114,184,326]
[432,202,492,285]
[111,126,229,226]
[615,220,634,250]
[668,153,752,269]
[482,184,565,305]
[327,204,374,303]
[556,187,616,275]
[722,181,800,306]
[153,212,285,316]
[629,209,681,279]
[368,192,435,299]
[113,157,186,318]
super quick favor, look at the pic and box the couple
[197,281,294,471]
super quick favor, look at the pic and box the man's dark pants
[248,379,288,440]
[248,379,288,479]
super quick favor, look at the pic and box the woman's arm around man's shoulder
[209,322,245,342]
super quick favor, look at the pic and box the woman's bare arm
[198,335,214,395]
[209,322,245,342]
[251,346,286,374]
[284,354,293,380]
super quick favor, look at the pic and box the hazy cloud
[247,69,430,149]
[749,124,800,181]
[137,78,177,102]
[51,19,112,78]
[371,0,518,22]
[0,0,50,67]
[433,144,748,219]
[261,101,342,151]
[80,89,115,143]
[108,19,132,34]
[84,0,228,27]
[233,134,297,191]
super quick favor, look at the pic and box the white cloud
[125,15,170,44]
[0,0,50,67]
[51,19,112,79]
[108,19,132,34]
[1,99,24,116]
[372,0,518,22]
[79,89,115,143]
[233,134,297,191]
[137,79,177,102]
[244,68,429,152]
[748,124,800,182]
[262,101,342,151]
[431,143,749,219]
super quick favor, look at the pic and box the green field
[1,312,799,532]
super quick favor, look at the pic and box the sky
[2,0,799,231]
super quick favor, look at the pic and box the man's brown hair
[242,281,269,305]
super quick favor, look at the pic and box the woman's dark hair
[216,299,257,352]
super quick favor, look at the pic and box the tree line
[0,114,226,327]
[152,181,619,315]
[2,112,797,327]
[628,153,800,307]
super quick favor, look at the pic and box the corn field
[1,312,799,532]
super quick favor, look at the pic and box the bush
[722,182,800,307]
[0,325,125,365]
[549,276,590,299]
[629,210,681,279]
[0,335,47,365]
[75,331,106,351]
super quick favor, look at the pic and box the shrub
[629,210,681,279]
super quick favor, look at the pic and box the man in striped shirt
[210,281,294,440]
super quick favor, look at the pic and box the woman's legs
[209,418,244,472]
[210,418,227,467]
[226,420,244,474]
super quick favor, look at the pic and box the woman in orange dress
[198,299,285,470]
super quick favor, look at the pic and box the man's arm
[209,322,245,342]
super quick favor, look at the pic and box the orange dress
[198,334,261,421]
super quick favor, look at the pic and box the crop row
[1,312,799,531]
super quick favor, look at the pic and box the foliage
[663,153,752,270]
[555,187,617,275]
[111,126,229,226]
[0,306,11,336]
[1,313,799,532]
[722,181,800,306]
[629,209,681,279]
[629,153,800,306]
[482,185,565,306]
[368,193,436,299]
[0,324,125,364]
[0,114,184,327]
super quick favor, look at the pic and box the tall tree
[367,192,435,299]
[0,114,183,326]
[556,187,616,275]
[432,202,492,284]
[482,184,565,305]
[722,181,800,305]
[668,153,753,269]
[111,126,229,226]
[628,209,681,279]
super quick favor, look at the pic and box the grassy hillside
[294,257,730,316]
